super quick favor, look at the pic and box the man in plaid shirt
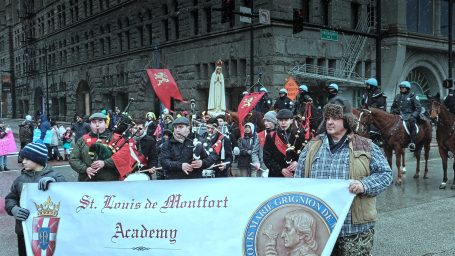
[295,99,392,256]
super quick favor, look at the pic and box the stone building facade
[0,0,452,121]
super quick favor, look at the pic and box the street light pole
[449,0,453,80]
[45,46,50,116]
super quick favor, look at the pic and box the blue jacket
[39,115,51,141]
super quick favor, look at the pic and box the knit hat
[263,111,277,125]
[19,142,48,167]
[322,99,357,132]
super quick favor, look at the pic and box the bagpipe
[88,98,146,179]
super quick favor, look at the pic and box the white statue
[207,59,227,117]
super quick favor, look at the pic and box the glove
[35,139,44,144]
[11,206,30,221]
[38,177,56,191]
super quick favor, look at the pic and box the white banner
[21,178,355,256]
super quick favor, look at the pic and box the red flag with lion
[238,92,265,137]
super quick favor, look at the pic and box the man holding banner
[295,100,392,255]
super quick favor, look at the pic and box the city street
[0,123,454,255]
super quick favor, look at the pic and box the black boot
[408,121,416,152]
[3,166,9,171]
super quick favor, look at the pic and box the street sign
[239,6,252,24]
[320,30,338,41]
[259,9,270,25]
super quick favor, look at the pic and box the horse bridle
[430,101,441,122]
[355,109,371,133]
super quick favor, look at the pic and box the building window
[146,24,153,45]
[162,19,169,41]
[100,38,105,54]
[83,1,88,17]
[239,59,246,77]
[173,17,179,39]
[192,10,199,35]
[407,0,433,35]
[137,26,144,47]
[230,59,237,77]
[125,31,130,49]
[106,37,111,54]
[351,2,360,29]
[204,7,211,33]
[301,0,310,22]
[118,33,123,51]
[440,0,455,36]
[320,0,329,25]
[195,64,201,79]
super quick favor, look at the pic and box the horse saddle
[402,120,419,136]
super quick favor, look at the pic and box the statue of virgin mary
[207,59,227,117]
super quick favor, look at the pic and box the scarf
[327,133,348,154]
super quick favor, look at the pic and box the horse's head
[429,99,441,121]
[355,109,373,133]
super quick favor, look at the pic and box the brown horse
[353,108,407,173]
[359,108,432,184]
[429,100,455,189]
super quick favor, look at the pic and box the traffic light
[443,78,453,89]
[293,9,304,34]
[222,0,234,23]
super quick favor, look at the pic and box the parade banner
[146,69,183,110]
[238,92,265,137]
[0,130,17,155]
[21,178,355,256]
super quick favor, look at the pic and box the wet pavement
[0,121,454,255]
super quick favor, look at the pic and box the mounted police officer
[256,87,273,113]
[294,84,313,116]
[361,78,387,110]
[273,88,293,111]
[390,81,422,151]
[327,83,343,104]
[443,88,455,115]
[361,78,387,146]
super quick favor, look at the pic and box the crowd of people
[4,77,455,256]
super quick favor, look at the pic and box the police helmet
[299,85,309,92]
[365,78,378,87]
[279,88,288,94]
[259,87,268,93]
[242,91,249,96]
[399,81,411,89]
[327,83,339,92]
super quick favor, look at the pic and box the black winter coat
[274,96,293,111]
[4,166,66,235]
[390,91,422,119]
[137,135,158,169]
[361,89,387,110]
[444,89,455,115]
[263,126,306,177]
[159,134,218,179]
